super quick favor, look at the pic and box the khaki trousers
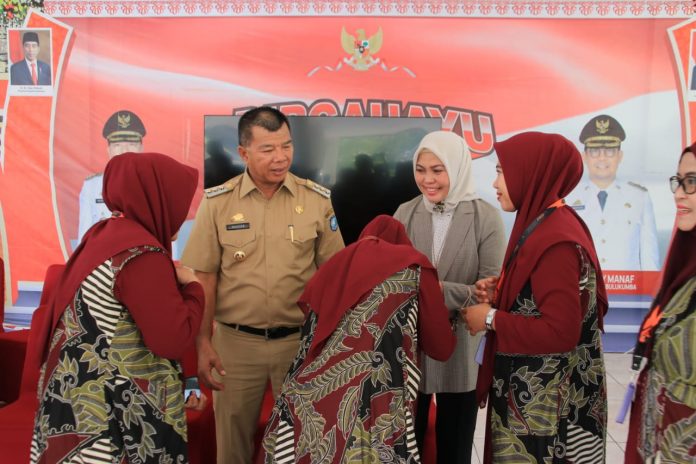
[212,323,300,464]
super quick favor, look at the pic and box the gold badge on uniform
[624,203,632,208]
[295,205,304,214]
[232,213,245,222]
[233,251,246,262]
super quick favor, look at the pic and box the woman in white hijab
[394,131,505,464]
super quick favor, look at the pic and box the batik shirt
[31,246,188,464]
[637,276,696,462]
[489,245,607,464]
[261,267,423,463]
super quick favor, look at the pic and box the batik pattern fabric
[637,276,696,463]
[30,246,188,464]
[262,266,421,464]
[490,246,607,463]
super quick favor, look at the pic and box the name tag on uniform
[226,223,250,231]
[570,204,585,211]
[95,198,104,204]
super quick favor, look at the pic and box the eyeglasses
[586,148,620,159]
[669,175,696,194]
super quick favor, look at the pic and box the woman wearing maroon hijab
[31,153,205,464]
[625,144,696,463]
[260,215,455,463]
[463,132,608,463]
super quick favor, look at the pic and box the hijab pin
[434,202,445,213]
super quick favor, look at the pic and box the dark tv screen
[203,116,441,243]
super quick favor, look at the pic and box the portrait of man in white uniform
[567,114,659,271]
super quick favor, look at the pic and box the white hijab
[413,130,478,213]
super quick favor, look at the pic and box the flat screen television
[203,116,441,243]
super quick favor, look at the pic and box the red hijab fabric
[298,215,441,357]
[495,132,607,321]
[37,153,198,363]
[477,132,608,402]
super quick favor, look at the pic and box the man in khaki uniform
[182,107,344,464]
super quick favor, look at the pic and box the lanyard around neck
[495,199,565,304]
[633,287,696,371]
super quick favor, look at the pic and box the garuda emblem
[117,113,132,129]
[341,27,383,71]
[307,27,415,78]
[596,119,610,134]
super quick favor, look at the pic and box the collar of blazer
[413,200,475,277]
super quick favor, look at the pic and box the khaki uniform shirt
[182,172,344,328]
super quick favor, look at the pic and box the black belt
[222,322,300,340]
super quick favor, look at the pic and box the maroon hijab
[298,215,440,357]
[37,153,199,363]
[496,132,607,318]
[477,132,608,403]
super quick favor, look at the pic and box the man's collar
[588,178,619,193]
[239,170,296,198]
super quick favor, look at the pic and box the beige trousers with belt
[212,323,300,464]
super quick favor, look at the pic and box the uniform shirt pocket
[285,224,318,245]
[220,228,256,249]
[285,225,318,268]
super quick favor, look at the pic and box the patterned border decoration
[42,1,696,19]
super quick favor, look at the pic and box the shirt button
[601,239,606,244]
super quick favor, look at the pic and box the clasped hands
[460,276,498,335]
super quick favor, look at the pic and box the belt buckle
[265,327,277,340]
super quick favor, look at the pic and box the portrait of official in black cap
[566,114,659,271]
[9,29,51,86]
[77,110,147,242]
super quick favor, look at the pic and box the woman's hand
[474,276,499,304]
[175,264,199,286]
[461,303,491,335]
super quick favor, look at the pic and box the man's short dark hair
[238,107,291,147]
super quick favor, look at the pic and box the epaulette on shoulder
[85,172,102,180]
[627,181,648,192]
[299,178,331,199]
[204,178,239,199]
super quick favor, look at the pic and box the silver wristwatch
[485,308,497,331]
